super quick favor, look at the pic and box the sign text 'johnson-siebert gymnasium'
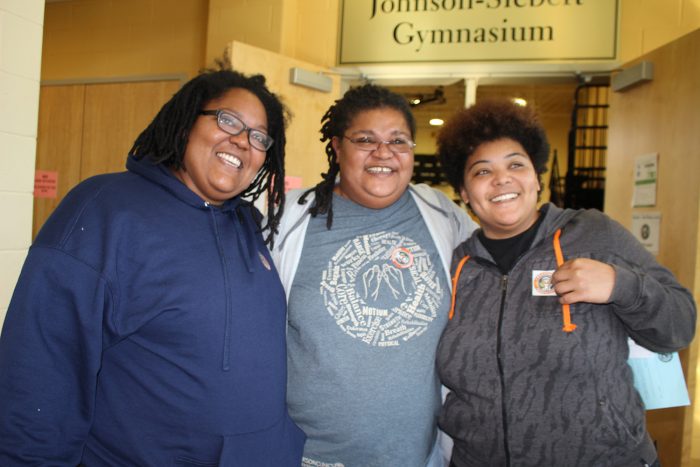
[339,0,619,64]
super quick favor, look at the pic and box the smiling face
[173,87,268,205]
[460,138,541,239]
[332,107,414,209]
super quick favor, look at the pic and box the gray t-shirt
[287,191,450,467]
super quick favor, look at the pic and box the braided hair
[129,65,290,247]
[299,83,416,229]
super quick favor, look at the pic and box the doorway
[386,79,579,205]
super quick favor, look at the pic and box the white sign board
[631,212,661,255]
[632,153,658,207]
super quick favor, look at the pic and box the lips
[216,152,242,169]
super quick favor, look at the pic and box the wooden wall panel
[606,28,700,467]
[81,80,181,179]
[33,79,182,238]
[33,84,86,237]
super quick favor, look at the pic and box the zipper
[496,274,512,467]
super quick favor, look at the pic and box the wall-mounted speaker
[611,61,654,92]
[289,67,332,93]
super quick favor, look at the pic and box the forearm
[611,262,696,352]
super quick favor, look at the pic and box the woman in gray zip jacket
[435,99,696,467]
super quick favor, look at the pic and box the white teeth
[216,152,241,168]
[491,193,518,202]
[366,166,393,174]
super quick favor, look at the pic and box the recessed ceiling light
[429,118,444,126]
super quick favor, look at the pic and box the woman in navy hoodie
[0,66,305,466]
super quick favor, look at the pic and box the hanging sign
[339,0,619,64]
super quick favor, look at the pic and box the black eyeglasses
[343,135,416,154]
[200,109,274,151]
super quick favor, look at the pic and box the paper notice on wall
[631,212,660,255]
[632,153,658,207]
[628,338,690,410]
[34,170,58,199]
[284,176,303,192]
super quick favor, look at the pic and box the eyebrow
[466,151,527,171]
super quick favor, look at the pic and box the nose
[493,168,512,185]
[372,142,393,159]
[228,129,250,148]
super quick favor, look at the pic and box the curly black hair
[437,99,549,194]
[129,66,290,246]
[298,83,416,229]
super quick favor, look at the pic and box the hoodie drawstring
[208,207,234,371]
[448,230,576,333]
[448,255,470,320]
[553,229,577,333]
[233,204,256,274]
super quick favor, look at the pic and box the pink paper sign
[34,170,58,199]
[284,176,303,193]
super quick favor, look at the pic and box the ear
[331,136,342,157]
[459,186,469,205]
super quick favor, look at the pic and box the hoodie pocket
[596,394,645,447]
[218,412,306,467]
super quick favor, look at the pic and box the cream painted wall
[619,0,700,63]
[41,0,208,81]
[0,0,44,329]
[41,0,340,82]
[206,0,339,69]
[278,0,339,69]
[206,0,283,67]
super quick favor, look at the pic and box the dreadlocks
[129,63,290,247]
[299,83,416,229]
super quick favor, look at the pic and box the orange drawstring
[449,231,575,333]
[553,229,577,333]
[448,255,470,320]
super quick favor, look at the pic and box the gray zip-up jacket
[437,204,696,467]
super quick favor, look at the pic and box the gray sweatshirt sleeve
[606,217,696,353]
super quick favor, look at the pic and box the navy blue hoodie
[0,155,304,466]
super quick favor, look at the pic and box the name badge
[532,270,556,296]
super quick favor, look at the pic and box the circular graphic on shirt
[390,247,414,269]
[320,231,442,347]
